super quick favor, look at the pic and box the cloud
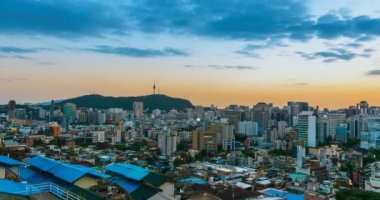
[185,64,258,70]
[366,70,380,76]
[0,46,45,59]
[85,45,188,57]
[296,48,371,62]
[0,77,28,82]
[235,40,287,57]
[1,0,380,46]
[0,0,125,37]
[364,48,376,53]
[345,42,362,48]
[294,82,308,86]
[35,62,54,65]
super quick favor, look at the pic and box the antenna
[153,80,156,95]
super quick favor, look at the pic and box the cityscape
[1,1,380,200]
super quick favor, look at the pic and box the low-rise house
[106,163,174,200]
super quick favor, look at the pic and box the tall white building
[92,131,105,143]
[158,132,177,156]
[297,111,317,147]
[221,124,235,151]
[133,102,144,119]
[238,121,258,136]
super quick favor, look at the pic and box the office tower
[360,116,380,149]
[317,116,329,144]
[15,108,26,120]
[252,102,271,131]
[8,100,16,111]
[238,121,258,136]
[288,102,309,126]
[277,121,287,139]
[346,105,358,117]
[220,109,242,129]
[326,113,346,138]
[158,132,177,156]
[8,100,16,119]
[335,124,348,144]
[50,100,55,118]
[192,125,219,152]
[358,101,369,115]
[297,111,317,147]
[133,102,144,119]
[221,124,235,151]
[63,103,77,121]
[349,115,368,139]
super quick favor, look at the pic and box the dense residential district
[1,97,380,200]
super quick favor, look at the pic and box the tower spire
[153,80,156,95]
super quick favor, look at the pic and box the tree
[336,189,380,200]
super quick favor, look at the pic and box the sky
[1,0,380,108]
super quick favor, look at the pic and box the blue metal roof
[47,164,87,183]
[0,180,27,196]
[20,167,59,185]
[71,164,110,179]
[179,177,207,185]
[0,156,24,166]
[27,155,60,171]
[26,156,110,184]
[111,176,141,193]
[105,163,150,181]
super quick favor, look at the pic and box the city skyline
[1,0,380,107]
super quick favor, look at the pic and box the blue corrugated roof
[47,164,87,183]
[27,156,60,171]
[179,177,207,185]
[0,156,24,166]
[20,167,59,185]
[111,176,141,193]
[0,180,27,196]
[105,163,150,181]
[71,164,110,179]
[26,156,110,184]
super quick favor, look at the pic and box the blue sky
[1,0,380,108]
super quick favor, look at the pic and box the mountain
[60,94,194,111]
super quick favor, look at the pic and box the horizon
[1,0,380,108]
[0,92,375,110]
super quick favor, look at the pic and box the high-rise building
[358,101,369,115]
[238,121,258,136]
[297,111,317,147]
[335,124,348,144]
[288,102,309,126]
[326,113,346,138]
[220,124,235,151]
[349,115,368,139]
[360,116,380,149]
[63,103,77,121]
[192,125,219,152]
[252,103,271,131]
[317,116,329,144]
[277,121,287,139]
[133,102,144,119]
[220,110,242,130]
[15,108,26,120]
[8,100,16,119]
[158,132,177,156]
